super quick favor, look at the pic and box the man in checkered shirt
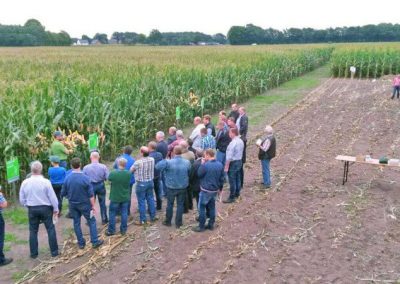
[0,189,13,266]
[131,146,157,225]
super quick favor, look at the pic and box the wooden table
[335,155,400,185]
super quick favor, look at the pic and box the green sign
[6,158,20,183]
[88,133,99,151]
[200,98,205,109]
[176,106,181,120]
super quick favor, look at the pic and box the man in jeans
[148,141,164,211]
[62,158,103,249]
[193,149,224,232]
[107,158,132,236]
[257,125,276,190]
[19,161,59,258]
[0,188,13,266]
[131,146,157,225]
[156,146,191,228]
[223,128,244,203]
[83,151,109,224]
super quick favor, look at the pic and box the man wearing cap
[50,131,72,169]
[83,151,109,225]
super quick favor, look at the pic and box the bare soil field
[18,76,400,284]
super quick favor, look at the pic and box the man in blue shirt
[48,155,66,214]
[156,146,191,228]
[113,145,135,215]
[193,149,224,232]
[0,188,12,266]
[83,151,109,225]
[62,158,103,249]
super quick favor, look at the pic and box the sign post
[176,106,181,128]
[200,97,205,117]
[6,158,20,202]
[88,133,99,152]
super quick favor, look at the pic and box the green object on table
[6,158,20,183]
[379,156,389,164]
[88,133,99,151]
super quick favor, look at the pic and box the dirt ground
[13,76,400,283]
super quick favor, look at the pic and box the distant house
[75,39,89,46]
[91,39,102,45]
[108,39,118,45]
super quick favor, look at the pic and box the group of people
[0,103,277,266]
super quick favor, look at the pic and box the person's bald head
[179,140,189,149]
[194,117,202,125]
[90,151,100,162]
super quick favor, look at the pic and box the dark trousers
[70,203,99,246]
[28,205,58,257]
[166,188,186,227]
[392,86,400,99]
[240,140,247,188]
[52,184,63,213]
[154,177,162,210]
[184,186,193,213]
[93,182,108,223]
[0,213,4,262]
[228,160,242,199]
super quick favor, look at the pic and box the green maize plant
[0,45,333,196]
[330,43,400,78]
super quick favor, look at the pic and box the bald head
[90,151,100,162]
[179,140,189,149]
[194,117,202,125]
[265,125,274,135]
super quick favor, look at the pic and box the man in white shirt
[189,116,205,150]
[20,161,59,258]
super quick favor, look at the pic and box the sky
[1,0,399,38]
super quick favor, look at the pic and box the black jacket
[238,114,248,141]
[215,128,231,153]
[228,110,239,123]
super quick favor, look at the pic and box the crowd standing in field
[0,104,278,266]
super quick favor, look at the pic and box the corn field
[330,43,400,78]
[0,45,333,195]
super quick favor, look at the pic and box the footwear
[30,254,38,259]
[0,258,13,266]
[223,198,235,204]
[134,220,147,226]
[206,225,214,231]
[192,226,205,232]
[264,185,271,189]
[105,231,114,236]
[150,217,159,223]
[102,220,108,225]
[120,231,127,236]
[51,253,59,257]
[92,240,104,249]
[162,220,172,227]
[79,244,86,249]
[176,224,182,229]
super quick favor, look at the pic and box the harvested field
[26,76,400,284]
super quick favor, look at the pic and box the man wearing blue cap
[50,131,72,169]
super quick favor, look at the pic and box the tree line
[1,19,400,47]
[227,23,400,45]
[0,19,71,46]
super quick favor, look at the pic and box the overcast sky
[1,0,399,38]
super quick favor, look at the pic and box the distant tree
[147,29,163,45]
[82,34,92,43]
[93,33,108,44]
[227,26,248,45]
[212,33,227,44]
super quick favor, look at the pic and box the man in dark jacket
[148,141,164,210]
[189,150,203,208]
[237,107,248,188]
[193,149,224,232]
[257,125,276,190]
[215,121,231,171]
[228,104,240,123]
[155,131,168,159]
[203,115,216,137]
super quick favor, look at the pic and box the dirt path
[22,76,400,284]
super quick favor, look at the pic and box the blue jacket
[156,156,191,189]
[197,159,224,192]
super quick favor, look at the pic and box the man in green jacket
[106,158,132,236]
[50,131,72,169]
